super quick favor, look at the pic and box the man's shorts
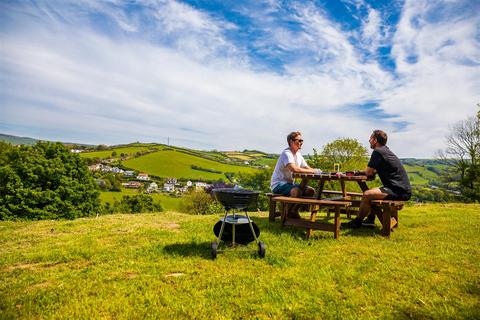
[380,187,411,201]
[272,182,301,196]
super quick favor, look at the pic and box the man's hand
[365,167,376,178]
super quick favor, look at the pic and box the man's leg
[303,186,315,197]
[343,188,388,228]
[287,187,303,219]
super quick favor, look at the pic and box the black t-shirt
[368,146,411,195]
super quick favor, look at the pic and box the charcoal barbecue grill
[211,188,265,259]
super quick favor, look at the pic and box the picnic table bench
[371,199,404,237]
[271,196,352,239]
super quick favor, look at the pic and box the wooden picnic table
[293,172,372,200]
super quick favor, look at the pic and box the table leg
[315,180,325,200]
[381,204,392,238]
[306,206,318,239]
[340,180,346,198]
[357,181,369,192]
[334,206,340,239]
[281,203,289,226]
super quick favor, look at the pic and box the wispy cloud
[0,0,479,157]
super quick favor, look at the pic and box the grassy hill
[0,133,38,145]
[1,203,478,319]
[79,145,159,159]
[100,190,183,212]
[402,159,448,186]
[123,149,258,181]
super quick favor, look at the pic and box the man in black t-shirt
[343,130,411,229]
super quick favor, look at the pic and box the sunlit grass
[100,190,183,212]
[123,150,257,181]
[0,204,478,319]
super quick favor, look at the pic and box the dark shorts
[272,182,301,196]
[380,187,411,201]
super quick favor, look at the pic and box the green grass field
[80,146,158,159]
[100,190,183,212]
[1,204,478,319]
[123,150,257,181]
[403,163,445,185]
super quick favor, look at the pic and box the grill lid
[212,188,260,210]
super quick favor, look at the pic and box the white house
[88,164,102,171]
[186,181,193,187]
[195,182,209,190]
[137,173,149,181]
[101,165,113,172]
[177,186,189,193]
[163,183,175,192]
[166,177,177,184]
[111,167,124,174]
[146,182,158,193]
[122,181,143,189]
[123,170,135,177]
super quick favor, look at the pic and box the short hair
[372,130,388,145]
[287,131,301,144]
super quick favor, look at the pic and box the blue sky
[1,0,479,157]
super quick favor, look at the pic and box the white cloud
[384,0,480,157]
[0,0,479,158]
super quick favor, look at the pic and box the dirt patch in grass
[3,260,92,272]
[24,280,56,292]
[165,272,185,278]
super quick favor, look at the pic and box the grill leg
[216,210,229,243]
[244,211,259,243]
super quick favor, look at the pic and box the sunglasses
[292,139,304,143]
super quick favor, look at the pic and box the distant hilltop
[0,133,38,145]
[0,133,92,147]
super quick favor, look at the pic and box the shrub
[0,141,100,220]
[116,194,163,213]
[180,190,223,215]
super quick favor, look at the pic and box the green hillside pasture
[100,190,183,212]
[80,146,157,159]
[404,164,441,185]
[123,150,257,181]
[224,151,255,161]
[0,203,478,319]
[253,157,277,168]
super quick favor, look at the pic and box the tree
[308,138,369,172]
[439,104,480,201]
[0,141,100,220]
[236,169,273,210]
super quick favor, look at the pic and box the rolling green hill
[402,160,448,186]
[123,149,257,181]
[0,133,38,145]
[80,145,159,159]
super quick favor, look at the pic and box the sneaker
[341,219,362,229]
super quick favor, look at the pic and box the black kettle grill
[211,188,265,259]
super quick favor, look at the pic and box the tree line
[0,142,162,220]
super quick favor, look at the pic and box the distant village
[87,163,210,195]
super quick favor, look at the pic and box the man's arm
[286,163,315,174]
[364,166,376,178]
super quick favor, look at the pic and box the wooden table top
[292,172,371,181]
